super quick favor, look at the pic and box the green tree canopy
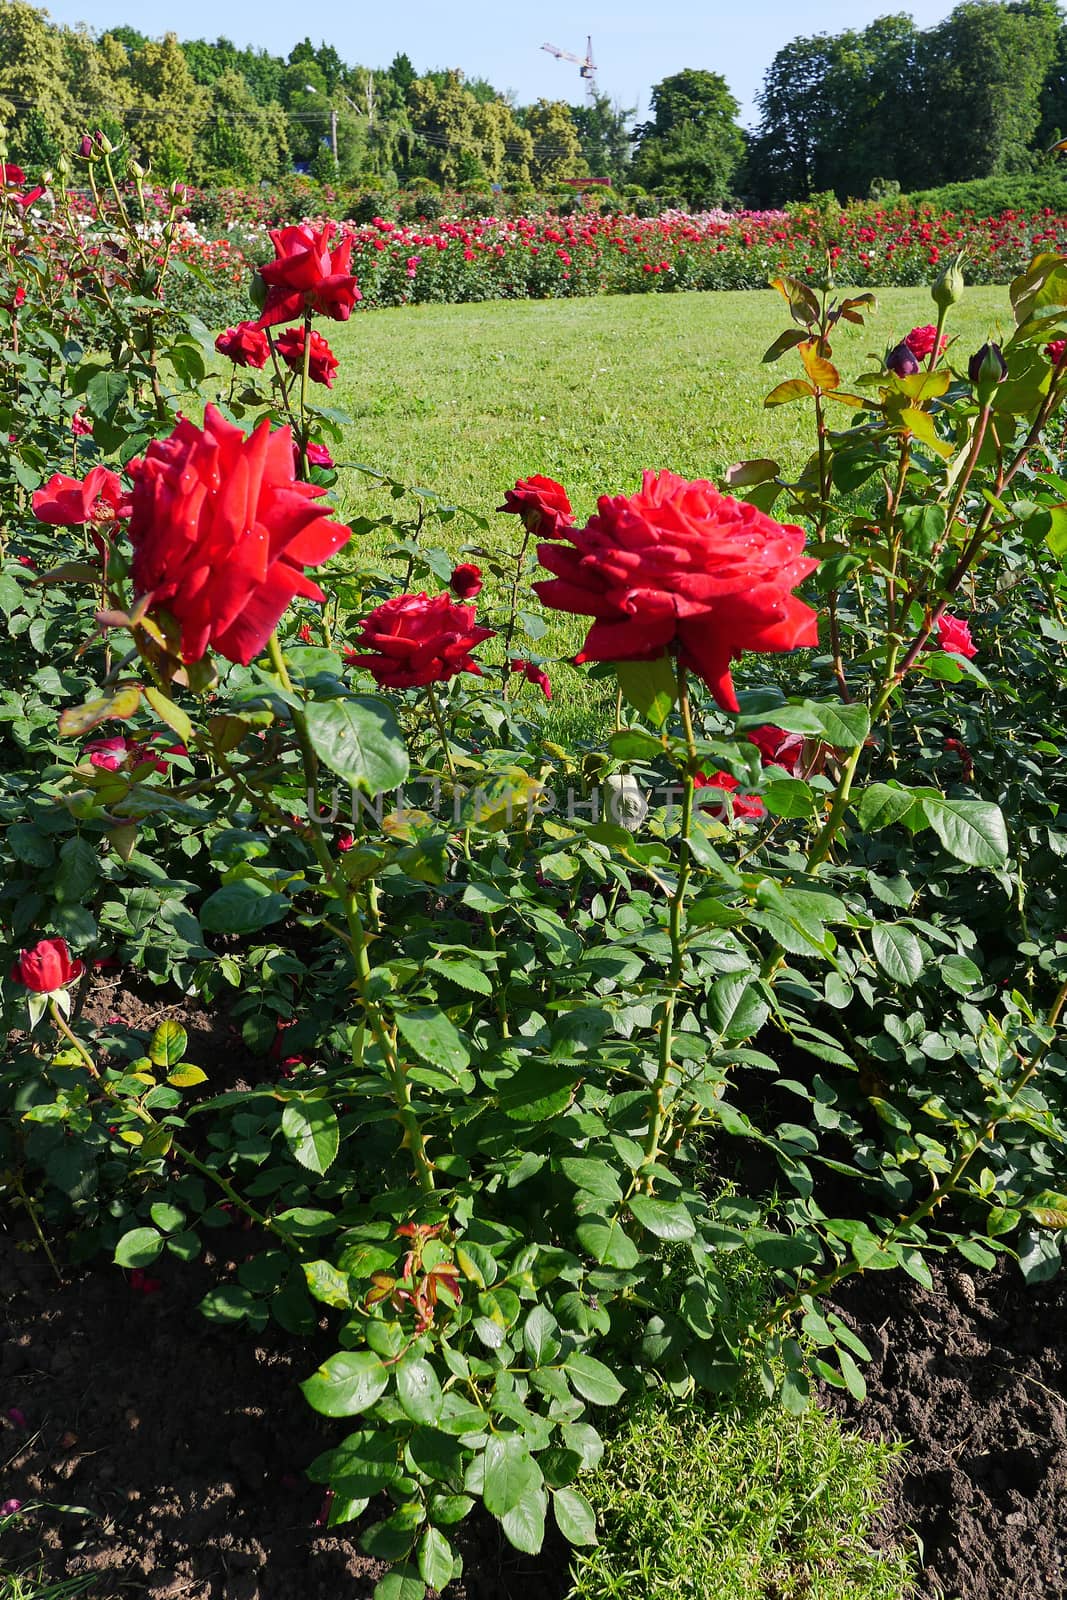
[631,69,743,205]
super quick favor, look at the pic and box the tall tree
[631,69,743,204]
[0,1,77,167]
[522,99,586,186]
[193,69,289,181]
[572,93,634,183]
[126,32,205,179]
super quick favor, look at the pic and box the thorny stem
[268,631,435,1193]
[501,524,533,696]
[639,658,697,1190]
[425,683,457,781]
[298,309,313,480]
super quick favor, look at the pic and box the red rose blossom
[70,410,93,437]
[83,736,183,774]
[510,658,552,699]
[127,405,350,666]
[903,324,948,360]
[257,223,361,328]
[498,476,574,540]
[11,937,83,993]
[32,466,131,527]
[534,470,819,712]
[274,325,339,388]
[295,440,335,472]
[450,563,483,600]
[346,592,495,689]
[0,163,44,208]
[747,724,805,774]
[215,321,271,370]
[1046,339,1067,368]
[936,611,977,659]
[694,771,766,820]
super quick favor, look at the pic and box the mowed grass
[329,284,1008,528]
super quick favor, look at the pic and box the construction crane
[541,38,598,103]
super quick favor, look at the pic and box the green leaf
[149,1202,184,1233]
[781,1370,811,1414]
[499,1063,575,1121]
[200,880,288,934]
[373,1567,426,1600]
[148,1019,188,1068]
[304,696,409,797]
[564,1353,624,1406]
[576,1217,639,1269]
[553,1486,597,1546]
[301,1351,389,1417]
[629,1195,695,1241]
[114,1227,163,1268]
[871,923,924,986]
[857,783,919,832]
[281,1097,340,1175]
[417,1527,454,1591]
[85,368,128,421]
[395,1010,470,1075]
[55,836,98,903]
[522,1306,562,1366]
[500,1487,547,1554]
[482,1435,542,1516]
[940,953,983,995]
[396,1357,443,1425]
[615,657,676,728]
[303,1259,352,1308]
[707,975,768,1042]
[919,796,1009,869]
[427,957,493,996]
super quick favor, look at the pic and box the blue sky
[42,0,960,124]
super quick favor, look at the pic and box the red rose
[215,321,271,370]
[510,657,552,699]
[903,324,947,360]
[1046,339,1067,367]
[2,284,26,313]
[534,470,819,712]
[944,736,974,781]
[83,736,181,774]
[346,592,495,689]
[694,771,766,820]
[70,410,93,437]
[0,164,44,208]
[936,612,976,659]
[450,563,483,600]
[128,405,350,666]
[32,466,131,527]
[747,724,805,774]
[498,476,574,540]
[274,325,338,388]
[295,440,335,472]
[11,937,83,993]
[257,223,361,328]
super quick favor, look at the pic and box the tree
[0,1,77,167]
[126,33,206,179]
[522,99,586,186]
[389,52,417,96]
[920,0,1060,182]
[572,93,634,183]
[193,69,288,181]
[631,69,743,204]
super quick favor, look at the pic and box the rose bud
[11,937,84,994]
[449,563,482,600]
[886,341,920,378]
[968,342,1007,397]
[932,254,965,311]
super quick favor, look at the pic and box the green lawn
[329,284,1008,528]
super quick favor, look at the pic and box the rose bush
[4,133,1067,1600]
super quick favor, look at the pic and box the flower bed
[4,145,1067,1600]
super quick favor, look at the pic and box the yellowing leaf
[58,684,142,737]
[764,378,814,407]
[799,341,841,390]
[168,1064,208,1087]
[144,685,192,744]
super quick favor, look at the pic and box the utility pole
[330,107,338,165]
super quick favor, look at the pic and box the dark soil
[826,1258,1067,1600]
[4,977,1067,1599]
[0,1231,569,1599]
